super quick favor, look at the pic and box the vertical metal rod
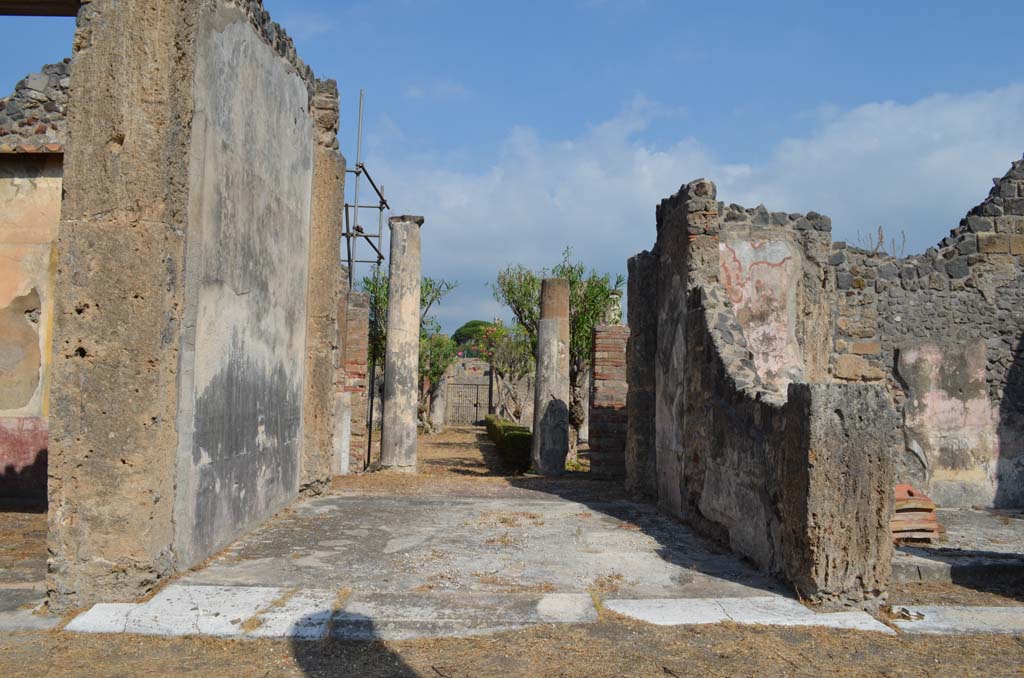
[343,204,353,281]
[350,88,365,287]
[377,183,385,263]
[487,365,495,416]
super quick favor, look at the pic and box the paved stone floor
[67,428,895,639]
[9,427,1024,639]
[893,508,1024,586]
[68,491,892,638]
[0,505,55,631]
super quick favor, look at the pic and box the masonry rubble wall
[589,324,628,479]
[0,60,69,152]
[626,155,1024,604]
[47,0,341,611]
[829,157,1024,508]
[629,178,899,608]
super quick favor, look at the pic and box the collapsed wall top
[0,60,70,152]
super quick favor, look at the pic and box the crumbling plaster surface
[718,240,804,390]
[0,155,61,420]
[642,178,897,608]
[173,4,315,567]
[831,156,1024,507]
[48,0,329,611]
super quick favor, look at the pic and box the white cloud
[404,79,469,101]
[723,85,1024,251]
[362,85,1024,331]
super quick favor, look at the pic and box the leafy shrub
[484,416,532,473]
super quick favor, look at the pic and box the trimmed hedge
[484,415,532,473]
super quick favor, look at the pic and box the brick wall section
[589,324,629,479]
[340,290,370,471]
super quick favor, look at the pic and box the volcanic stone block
[531,278,570,475]
[380,215,423,471]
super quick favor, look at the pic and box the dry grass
[3,617,1023,677]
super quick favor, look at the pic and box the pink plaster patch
[719,241,804,389]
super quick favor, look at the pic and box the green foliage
[478,321,533,385]
[490,247,624,369]
[490,248,625,440]
[361,266,389,366]
[452,320,494,348]
[358,267,458,368]
[484,415,532,473]
[478,320,534,423]
[419,332,457,390]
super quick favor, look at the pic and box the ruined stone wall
[0,63,69,502]
[634,178,897,607]
[48,0,337,610]
[0,60,69,152]
[589,324,628,479]
[830,157,1024,508]
[301,79,346,494]
[172,1,316,567]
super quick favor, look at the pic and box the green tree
[359,268,458,429]
[478,320,534,423]
[360,267,457,365]
[491,248,624,453]
[452,319,494,348]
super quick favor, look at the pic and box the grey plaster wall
[173,5,314,566]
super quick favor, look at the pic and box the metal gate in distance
[446,383,488,425]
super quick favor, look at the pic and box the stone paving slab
[604,597,895,634]
[65,585,599,640]
[892,606,1024,635]
[0,587,53,631]
[184,495,783,600]
[893,509,1024,585]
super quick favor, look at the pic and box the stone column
[379,215,423,471]
[531,278,570,475]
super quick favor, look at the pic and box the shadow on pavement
[290,611,417,677]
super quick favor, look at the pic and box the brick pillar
[334,289,369,474]
[589,324,629,479]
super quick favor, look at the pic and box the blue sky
[3,2,1024,332]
